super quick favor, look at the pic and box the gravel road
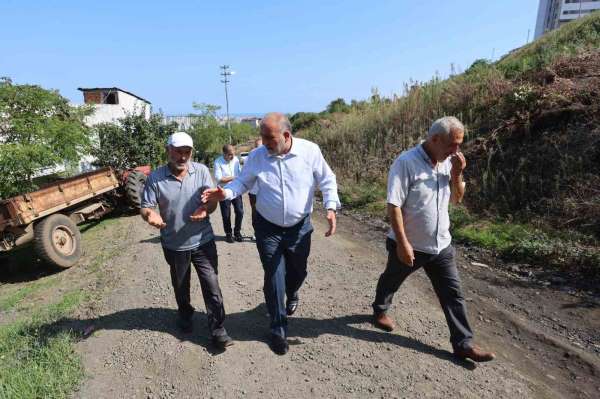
[69,198,599,398]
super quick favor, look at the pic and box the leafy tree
[290,112,320,131]
[188,103,257,164]
[0,78,92,199]
[91,113,177,170]
[326,98,351,114]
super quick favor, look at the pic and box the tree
[91,113,177,170]
[188,103,257,164]
[326,98,351,114]
[0,78,92,199]
[290,112,320,131]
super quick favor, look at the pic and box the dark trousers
[219,196,243,236]
[254,212,313,338]
[162,240,227,338]
[373,238,474,351]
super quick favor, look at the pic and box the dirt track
[53,198,600,398]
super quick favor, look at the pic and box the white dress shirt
[224,137,341,227]
[214,155,241,187]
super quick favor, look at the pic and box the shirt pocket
[408,172,436,208]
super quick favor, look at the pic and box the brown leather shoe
[373,312,395,332]
[454,345,496,362]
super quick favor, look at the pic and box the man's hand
[147,211,167,229]
[325,210,336,237]
[396,240,415,267]
[201,187,226,203]
[451,152,466,177]
[190,205,208,221]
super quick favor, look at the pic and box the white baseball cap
[167,132,194,148]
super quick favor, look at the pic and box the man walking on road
[214,144,243,243]
[372,117,495,362]
[203,113,340,355]
[141,132,233,350]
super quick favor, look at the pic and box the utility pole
[220,65,232,141]
[526,28,530,44]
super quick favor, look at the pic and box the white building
[163,115,201,131]
[535,0,600,39]
[240,117,261,129]
[75,87,152,172]
[78,87,151,126]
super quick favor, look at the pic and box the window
[102,91,119,104]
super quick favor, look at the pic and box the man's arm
[140,207,166,229]
[388,204,415,266]
[313,146,341,211]
[140,176,166,229]
[450,152,466,204]
[313,146,340,237]
[204,152,259,202]
[388,204,414,266]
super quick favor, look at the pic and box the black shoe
[212,334,234,350]
[225,234,234,243]
[269,334,289,355]
[286,295,299,316]
[176,316,193,333]
[234,233,243,242]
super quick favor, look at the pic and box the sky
[0,0,539,116]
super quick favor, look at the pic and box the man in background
[214,144,243,243]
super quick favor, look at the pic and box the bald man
[214,144,244,243]
[203,113,340,355]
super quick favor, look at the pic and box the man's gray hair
[261,112,292,135]
[427,116,464,139]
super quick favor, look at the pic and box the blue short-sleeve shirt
[141,162,215,251]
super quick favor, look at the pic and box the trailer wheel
[126,170,148,209]
[34,214,82,269]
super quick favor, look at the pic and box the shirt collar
[268,137,299,158]
[417,143,436,167]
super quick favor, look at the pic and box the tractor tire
[34,214,82,269]
[126,170,148,209]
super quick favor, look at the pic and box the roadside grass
[449,205,600,276]
[0,291,86,399]
[0,275,59,311]
[337,180,599,277]
[338,181,387,217]
[0,214,131,398]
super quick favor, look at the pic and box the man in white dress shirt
[214,144,244,243]
[203,112,340,355]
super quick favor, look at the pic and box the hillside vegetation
[298,13,600,280]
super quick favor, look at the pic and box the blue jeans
[254,212,313,338]
[373,239,474,351]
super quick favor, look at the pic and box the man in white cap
[140,132,233,349]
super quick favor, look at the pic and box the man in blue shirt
[214,144,243,243]
[203,113,340,355]
[141,132,233,350]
